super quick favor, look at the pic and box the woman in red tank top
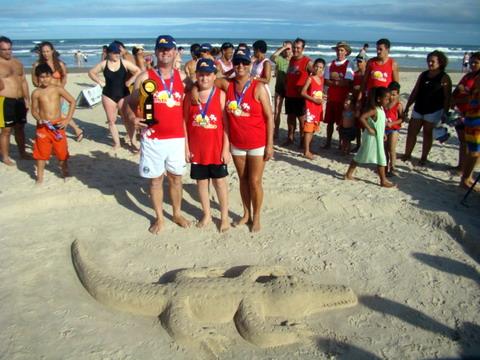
[184,58,231,232]
[213,46,274,232]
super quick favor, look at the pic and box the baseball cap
[155,35,177,50]
[107,42,121,54]
[196,58,217,73]
[355,54,366,62]
[221,42,234,50]
[199,43,212,53]
[232,47,251,63]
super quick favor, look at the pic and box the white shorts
[231,144,265,156]
[411,109,444,125]
[139,137,186,178]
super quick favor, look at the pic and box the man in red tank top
[358,38,399,104]
[323,41,354,149]
[124,35,192,234]
[284,38,313,146]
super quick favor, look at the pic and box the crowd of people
[0,34,479,234]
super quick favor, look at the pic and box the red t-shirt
[366,57,394,91]
[327,60,351,103]
[145,68,184,140]
[187,88,224,165]
[226,80,266,149]
[286,56,311,98]
[385,102,401,130]
[305,76,324,124]
[455,71,480,114]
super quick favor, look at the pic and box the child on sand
[300,58,325,159]
[384,81,404,176]
[339,94,356,155]
[184,58,231,232]
[31,64,76,183]
[345,87,395,188]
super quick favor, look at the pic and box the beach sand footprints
[71,240,358,359]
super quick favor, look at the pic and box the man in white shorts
[124,35,192,234]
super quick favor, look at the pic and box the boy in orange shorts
[31,64,76,183]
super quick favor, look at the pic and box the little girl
[345,87,395,188]
[339,94,356,155]
[300,58,325,159]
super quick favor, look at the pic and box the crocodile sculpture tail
[71,240,169,316]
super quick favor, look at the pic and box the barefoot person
[345,87,395,188]
[31,64,76,183]
[270,41,292,139]
[402,51,452,166]
[184,58,231,232]
[461,73,480,191]
[323,41,354,149]
[284,38,313,146]
[124,35,192,234]
[204,46,274,232]
[0,36,30,165]
[300,58,325,159]
[88,42,141,151]
[32,41,84,141]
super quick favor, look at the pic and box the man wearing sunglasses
[0,36,30,166]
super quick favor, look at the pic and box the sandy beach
[1,70,479,359]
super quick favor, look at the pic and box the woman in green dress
[345,87,395,188]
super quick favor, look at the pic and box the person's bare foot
[401,154,411,162]
[233,214,251,227]
[418,158,428,166]
[149,219,164,234]
[219,218,230,233]
[344,174,356,181]
[173,215,191,228]
[460,180,479,192]
[304,151,314,160]
[196,215,211,228]
[381,180,396,188]
[35,178,43,185]
[2,157,15,166]
[251,217,261,233]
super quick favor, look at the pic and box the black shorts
[0,97,27,128]
[339,126,356,142]
[285,97,305,117]
[190,163,228,180]
[275,83,286,97]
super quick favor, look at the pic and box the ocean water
[12,37,478,72]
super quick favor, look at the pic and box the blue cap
[199,43,212,53]
[155,35,176,50]
[196,58,217,73]
[107,42,121,54]
[233,47,251,63]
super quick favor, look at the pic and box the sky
[2,0,479,46]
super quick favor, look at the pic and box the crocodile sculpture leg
[233,299,313,348]
[160,299,231,359]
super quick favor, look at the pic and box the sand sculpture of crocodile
[71,240,357,358]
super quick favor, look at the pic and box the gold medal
[166,97,175,108]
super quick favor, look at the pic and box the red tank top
[327,60,351,102]
[385,102,401,130]
[145,68,185,140]
[286,56,311,98]
[226,80,266,149]
[187,88,224,165]
[305,76,324,123]
[367,58,394,91]
[353,70,364,87]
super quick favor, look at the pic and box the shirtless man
[124,35,192,234]
[0,36,30,165]
[184,43,200,81]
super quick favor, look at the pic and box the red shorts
[33,121,69,161]
[324,101,343,125]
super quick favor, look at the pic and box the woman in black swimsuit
[89,42,140,151]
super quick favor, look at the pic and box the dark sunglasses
[233,59,251,66]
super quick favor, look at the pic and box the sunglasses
[233,59,251,66]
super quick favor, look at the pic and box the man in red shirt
[284,38,313,146]
[125,35,192,234]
